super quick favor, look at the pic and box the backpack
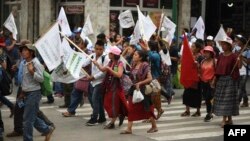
[0,68,13,96]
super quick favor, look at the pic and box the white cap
[220,36,233,45]
[206,35,214,41]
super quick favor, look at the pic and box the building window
[110,11,120,35]
[143,0,159,8]
[160,0,172,9]
[110,0,122,6]
[124,0,140,7]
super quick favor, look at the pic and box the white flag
[80,15,94,40]
[214,25,228,42]
[192,16,205,40]
[137,6,156,41]
[51,62,86,84]
[57,7,72,36]
[129,21,141,45]
[65,52,86,78]
[118,10,135,28]
[161,16,176,45]
[4,13,18,40]
[61,38,74,65]
[35,23,62,71]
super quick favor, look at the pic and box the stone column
[178,0,191,36]
[85,0,110,43]
[39,0,54,37]
[20,0,29,40]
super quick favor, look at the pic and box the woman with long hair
[121,50,157,134]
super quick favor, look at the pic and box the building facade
[1,0,223,42]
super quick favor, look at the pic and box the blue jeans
[23,90,50,141]
[88,83,105,120]
[54,82,64,93]
[67,89,83,114]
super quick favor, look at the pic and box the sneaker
[86,118,98,126]
[44,126,55,141]
[204,114,213,122]
[98,118,107,124]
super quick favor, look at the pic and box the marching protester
[121,50,157,134]
[200,46,216,122]
[93,45,128,129]
[18,43,54,141]
[77,40,110,125]
[181,39,204,117]
[140,39,164,120]
[212,37,242,128]
[233,34,250,107]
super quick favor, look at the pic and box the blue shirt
[148,51,161,79]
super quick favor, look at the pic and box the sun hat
[202,46,215,56]
[206,35,214,41]
[19,44,36,52]
[220,36,233,46]
[109,46,121,55]
[235,34,247,44]
[73,27,82,33]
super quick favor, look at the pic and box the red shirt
[200,59,215,82]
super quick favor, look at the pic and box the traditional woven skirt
[213,76,239,116]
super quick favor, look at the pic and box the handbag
[74,77,89,93]
[132,89,144,104]
[145,79,161,95]
[121,74,133,94]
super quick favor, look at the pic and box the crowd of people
[0,25,250,141]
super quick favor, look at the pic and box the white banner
[80,14,93,40]
[51,62,85,84]
[35,23,62,71]
[4,13,18,40]
[129,21,141,45]
[57,7,72,36]
[65,52,86,78]
[118,9,135,28]
[162,16,176,45]
[137,6,156,41]
[192,16,205,40]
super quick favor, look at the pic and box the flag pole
[59,32,92,60]
[230,38,250,75]
[157,6,165,36]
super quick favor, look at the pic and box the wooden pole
[230,38,250,75]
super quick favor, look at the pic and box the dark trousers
[200,81,214,114]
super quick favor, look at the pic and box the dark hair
[114,54,120,60]
[96,33,106,40]
[194,39,204,50]
[137,50,148,62]
[95,40,105,47]
[148,40,159,52]
[83,39,89,47]
[129,44,137,50]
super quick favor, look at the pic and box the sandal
[180,111,190,117]
[120,130,132,134]
[142,119,151,123]
[104,122,115,129]
[191,112,201,117]
[226,120,233,125]
[62,112,75,117]
[147,128,158,133]
[157,110,164,120]
[221,121,226,128]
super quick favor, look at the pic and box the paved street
[1,84,250,141]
